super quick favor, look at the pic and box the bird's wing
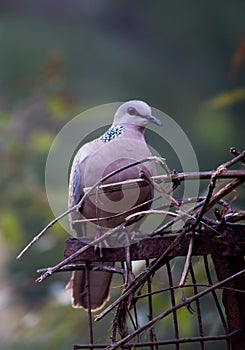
[67,139,115,310]
[68,139,101,231]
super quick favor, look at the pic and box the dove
[67,100,162,310]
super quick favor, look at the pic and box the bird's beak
[146,114,163,126]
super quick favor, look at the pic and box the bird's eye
[127,107,137,115]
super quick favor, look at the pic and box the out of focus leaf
[204,88,245,109]
[196,110,235,151]
[230,36,245,81]
[30,131,54,153]
[1,210,24,246]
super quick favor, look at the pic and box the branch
[83,170,245,195]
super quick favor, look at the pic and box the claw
[94,230,109,258]
[117,230,136,245]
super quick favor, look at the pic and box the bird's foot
[94,230,109,258]
[117,230,137,246]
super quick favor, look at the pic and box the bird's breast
[79,137,155,228]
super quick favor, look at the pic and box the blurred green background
[0,1,245,349]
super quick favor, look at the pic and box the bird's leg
[124,244,133,286]
[93,188,109,257]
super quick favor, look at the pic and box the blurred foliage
[0,1,244,349]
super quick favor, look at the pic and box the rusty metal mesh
[66,238,244,350]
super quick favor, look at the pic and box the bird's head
[113,100,162,127]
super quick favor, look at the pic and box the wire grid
[73,254,237,350]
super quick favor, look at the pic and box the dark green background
[0,1,244,349]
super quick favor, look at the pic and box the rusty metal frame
[63,223,245,350]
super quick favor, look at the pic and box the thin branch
[224,210,245,223]
[140,168,180,209]
[193,166,224,229]
[179,236,194,287]
[192,152,245,230]
[35,223,125,282]
[37,264,125,275]
[72,196,160,224]
[83,170,245,195]
[225,149,245,168]
[125,209,180,222]
[16,205,76,260]
[230,147,245,165]
[205,177,245,212]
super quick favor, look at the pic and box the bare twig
[16,205,75,260]
[192,151,245,229]
[230,147,245,165]
[179,236,194,287]
[37,264,125,275]
[83,170,245,195]
[35,223,125,282]
[73,196,160,224]
[205,177,245,212]
[140,168,180,209]
[150,200,204,237]
[125,209,179,222]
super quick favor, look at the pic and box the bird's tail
[67,262,114,311]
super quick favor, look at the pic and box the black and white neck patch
[99,125,124,143]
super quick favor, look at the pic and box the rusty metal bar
[145,259,156,350]
[166,261,179,350]
[189,263,204,350]
[73,330,240,349]
[203,255,231,350]
[212,255,245,350]
[85,262,94,349]
[65,224,245,262]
